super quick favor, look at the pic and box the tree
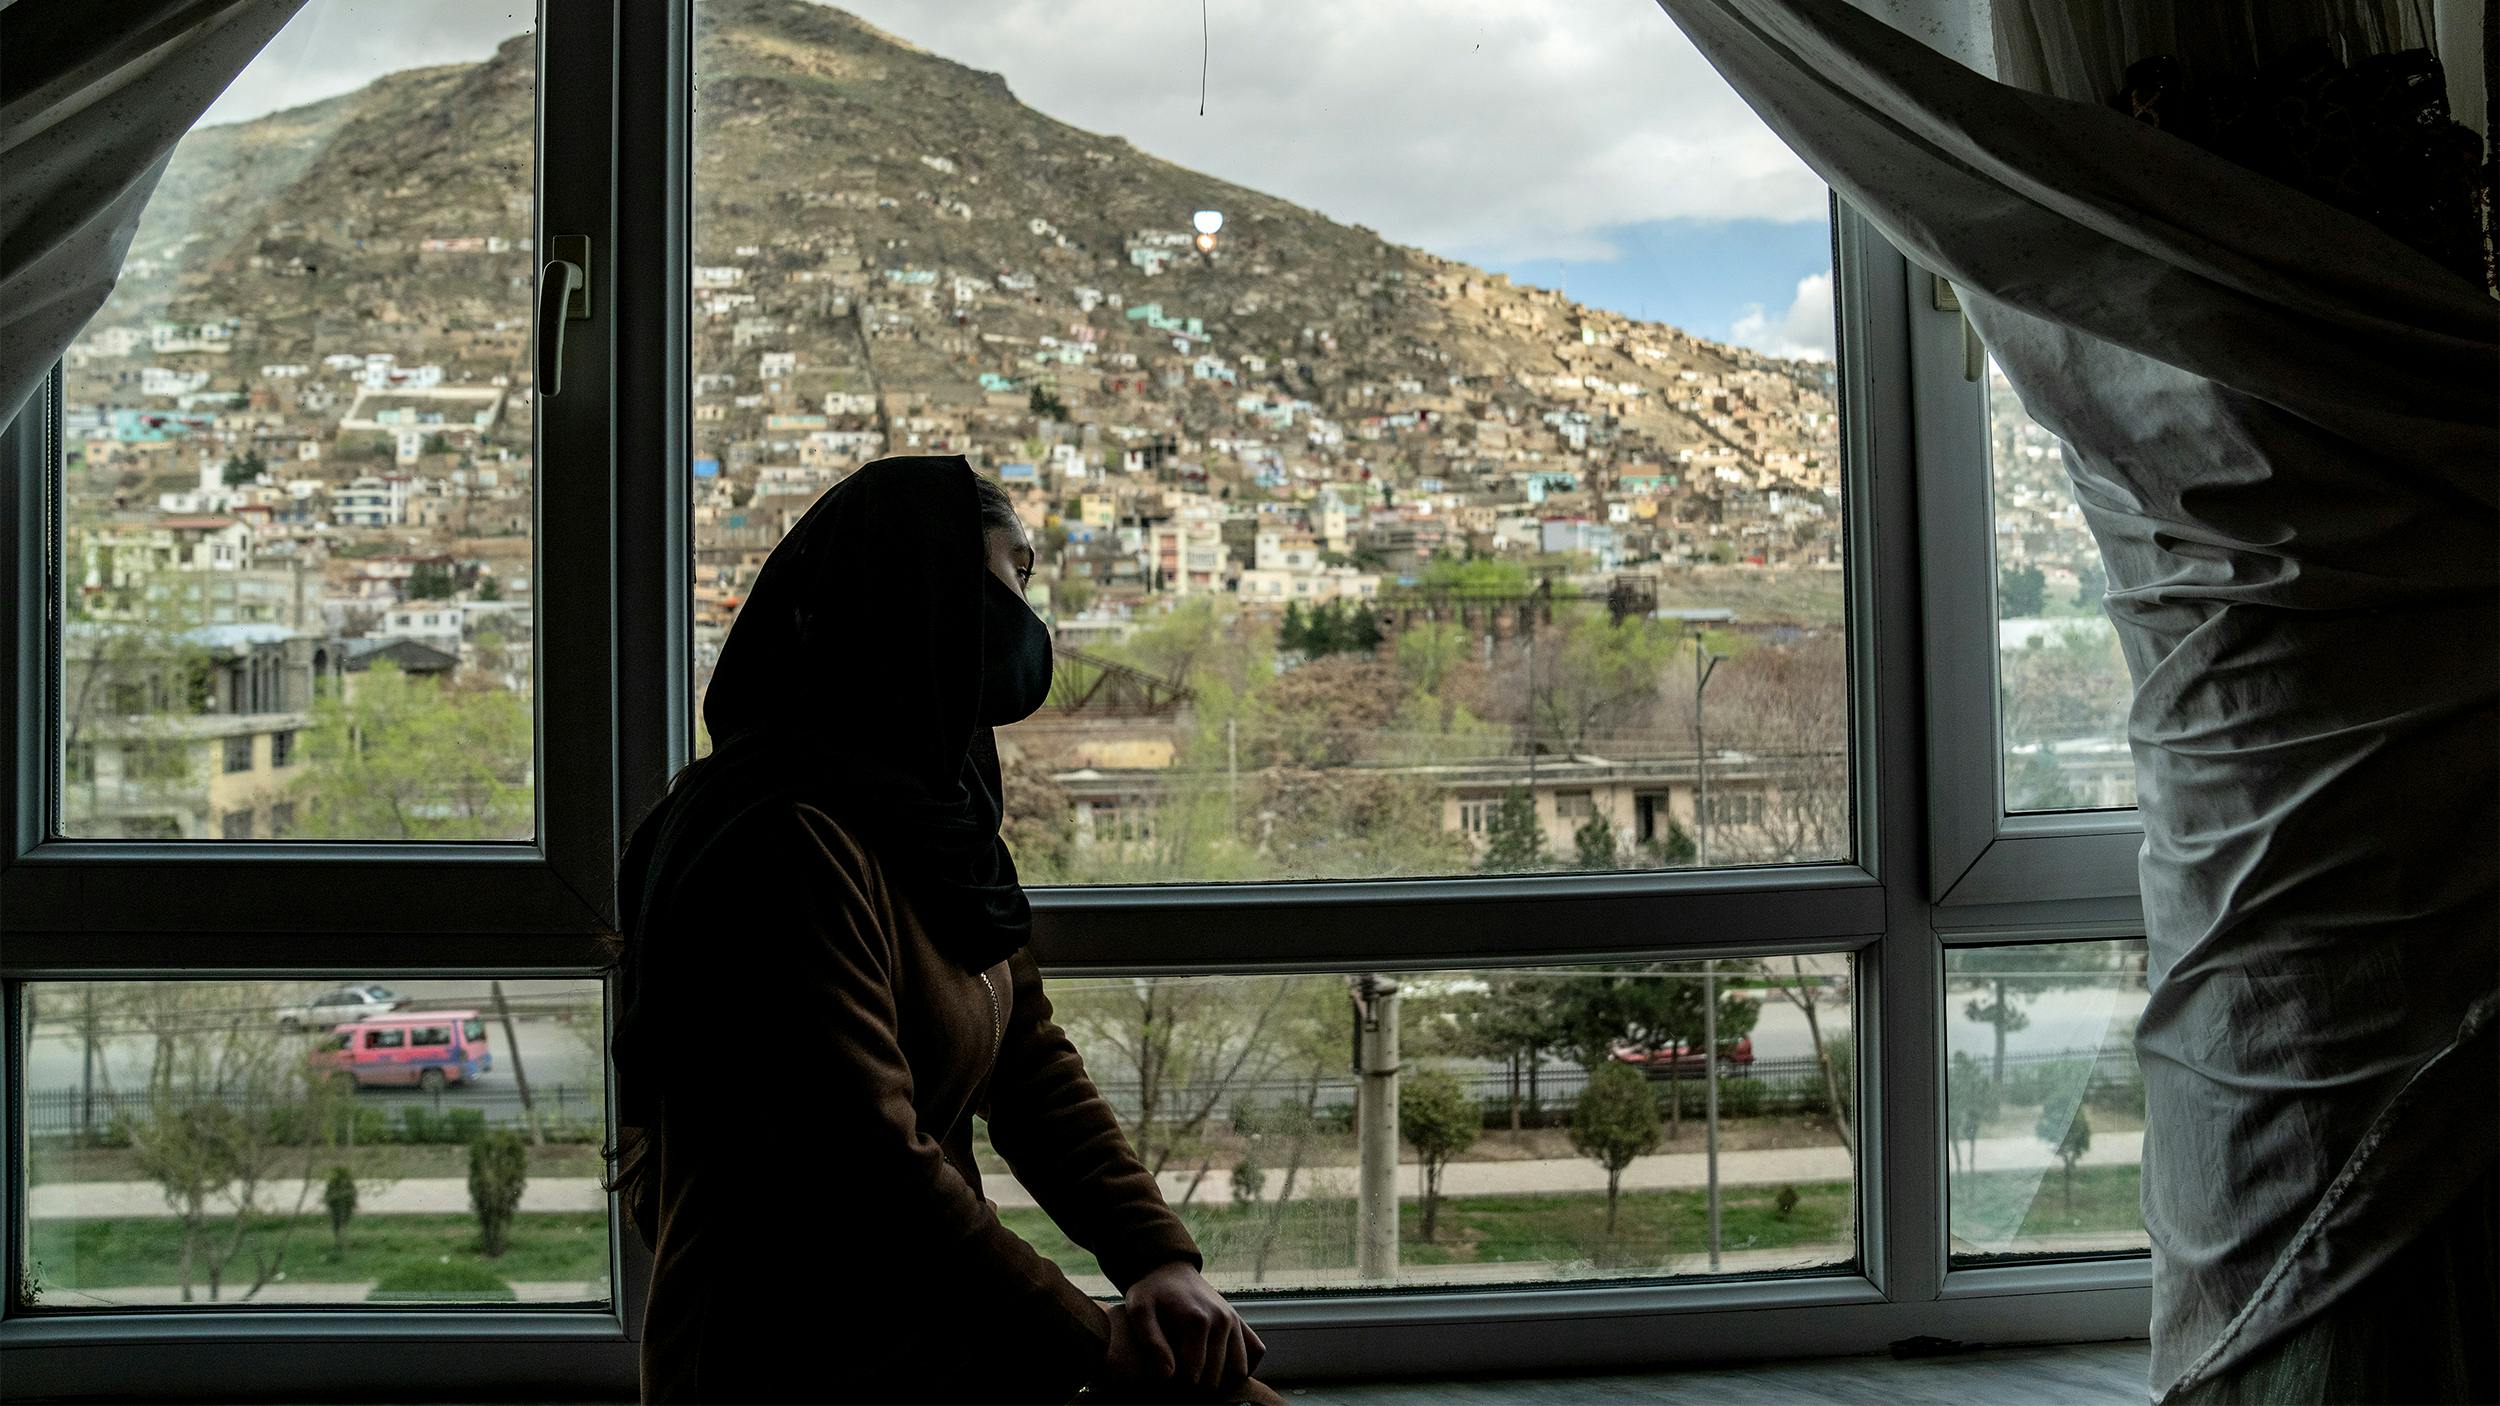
[1644,818,1698,867]
[221,452,267,487]
[1572,811,1619,870]
[1569,1062,1662,1238]
[1954,944,2118,1095]
[2072,561,2107,612]
[1947,1050,1995,1174]
[1278,601,1307,655]
[406,561,455,600]
[1346,602,1383,654]
[1399,1069,1481,1242]
[1548,964,1760,1142]
[121,983,348,1301]
[475,574,502,603]
[1441,973,1563,1131]
[2037,1094,2091,1217]
[1052,573,1095,616]
[1772,955,1855,1156]
[1997,562,2047,618]
[323,1165,359,1257]
[467,1130,529,1257]
[289,660,531,839]
[1028,385,1069,421]
[1479,786,1546,872]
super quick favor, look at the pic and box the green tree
[1997,562,2047,618]
[1478,786,1546,872]
[1548,964,1760,1141]
[1644,817,1698,867]
[2037,1094,2092,1217]
[1442,973,1564,1131]
[468,1131,528,1257]
[289,661,530,839]
[1278,601,1307,654]
[1955,944,2118,1095]
[1398,1068,1481,1242]
[1569,1062,1662,1237]
[1572,811,1619,870]
[406,561,455,600]
[1028,385,1069,421]
[221,452,268,487]
[475,574,502,603]
[1346,602,1383,654]
[323,1165,359,1257]
[2072,561,2107,612]
[1947,1050,1996,1174]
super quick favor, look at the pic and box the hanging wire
[1200,0,1210,116]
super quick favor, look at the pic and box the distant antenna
[1200,0,1210,116]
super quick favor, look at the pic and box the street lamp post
[1691,632,1727,866]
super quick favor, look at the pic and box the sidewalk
[28,1131,2138,1221]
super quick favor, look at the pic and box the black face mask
[980,573,1052,725]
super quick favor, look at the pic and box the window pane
[1988,362,2134,812]
[977,955,1855,1292]
[21,979,607,1309]
[688,0,1850,881]
[55,3,541,840]
[1944,940,2148,1260]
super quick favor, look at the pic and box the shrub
[1717,1076,1765,1120]
[323,1166,358,1256]
[1570,1063,1664,1237]
[467,1131,529,1257]
[366,1259,514,1302]
[1775,1185,1800,1220]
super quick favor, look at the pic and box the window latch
[536,235,591,397]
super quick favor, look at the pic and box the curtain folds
[1651,0,2498,1398]
[0,0,310,435]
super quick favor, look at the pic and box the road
[24,979,2145,1136]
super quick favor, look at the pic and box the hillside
[73,1,1840,557]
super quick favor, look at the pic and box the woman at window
[612,457,1276,1404]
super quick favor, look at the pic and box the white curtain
[0,0,310,435]
[1654,0,2497,1397]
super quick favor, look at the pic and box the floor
[1277,1339,2150,1405]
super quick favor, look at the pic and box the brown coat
[632,803,1200,1403]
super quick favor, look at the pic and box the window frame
[0,5,2158,1394]
[1910,280,2143,907]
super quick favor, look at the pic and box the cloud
[200,2,531,127]
[1729,273,1835,361]
[195,0,1826,280]
[838,0,1826,260]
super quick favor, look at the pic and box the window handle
[536,235,591,397]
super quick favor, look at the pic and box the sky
[201,0,1834,359]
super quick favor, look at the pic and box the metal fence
[25,1045,2138,1141]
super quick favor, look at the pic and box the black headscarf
[612,456,1042,1136]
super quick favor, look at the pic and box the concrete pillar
[1353,975,1401,1282]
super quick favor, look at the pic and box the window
[50,0,543,843]
[981,957,1857,1294]
[1945,940,2148,1260]
[687,0,1851,885]
[1988,361,2134,813]
[20,979,611,1310]
[2,0,2158,1392]
[220,810,253,840]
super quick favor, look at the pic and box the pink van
[316,1010,494,1091]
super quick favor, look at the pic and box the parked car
[276,984,406,1031]
[1610,1036,1756,1079]
[312,1010,493,1093]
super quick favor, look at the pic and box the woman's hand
[1113,1261,1264,1395]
